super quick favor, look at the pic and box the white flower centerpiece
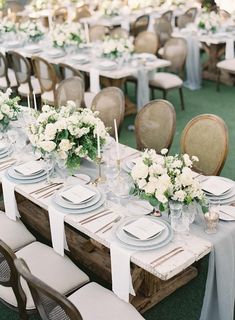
[128,0,154,10]
[27,0,48,11]
[198,10,221,34]
[0,89,21,132]
[50,22,85,49]
[100,0,123,16]
[101,36,134,59]
[131,149,205,212]
[27,101,108,170]
[0,18,16,34]
[19,20,45,43]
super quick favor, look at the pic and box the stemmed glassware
[7,129,19,156]
[43,153,55,184]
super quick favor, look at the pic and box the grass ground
[0,79,234,319]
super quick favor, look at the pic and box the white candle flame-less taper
[33,93,37,111]
[27,94,30,109]
[114,119,120,160]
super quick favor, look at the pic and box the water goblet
[7,129,19,155]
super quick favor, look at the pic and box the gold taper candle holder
[116,159,121,173]
[93,157,106,186]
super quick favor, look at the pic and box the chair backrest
[15,258,82,320]
[74,5,91,22]
[161,10,173,22]
[180,114,229,176]
[56,77,84,109]
[0,52,10,87]
[8,50,33,93]
[162,37,187,75]
[89,25,106,42]
[185,7,198,21]
[31,56,58,95]
[153,17,172,47]
[177,8,198,29]
[52,7,68,24]
[0,240,27,319]
[134,31,159,54]
[135,99,176,153]
[130,14,149,37]
[109,27,129,38]
[91,87,125,137]
[58,63,89,91]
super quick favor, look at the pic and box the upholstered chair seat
[0,69,17,90]
[18,76,41,96]
[149,72,183,90]
[0,212,35,251]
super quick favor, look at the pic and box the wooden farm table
[0,144,212,314]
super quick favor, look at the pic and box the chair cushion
[84,92,96,109]
[0,212,35,251]
[0,69,17,90]
[68,282,144,320]
[18,76,41,96]
[217,59,235,73]
[149,72,183,89]
[0,242,89,310]
[41,90,55,105]
[158,47,164,57]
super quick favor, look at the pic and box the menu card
[201,177,233,196]
[61,185,96,204]
[122,217,165,240]
[14,161,44,176]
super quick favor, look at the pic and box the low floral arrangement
[198,10,221,33]
[27,0,48,11]
[101,36,134,59]
[19,20,45,42]
[131,149,205,211]
[100,0,123,16]
[50,22,85,48]
[0,89,21,132]
[128,0,154,10]
[27,101,108,169]
[0,18,16,34]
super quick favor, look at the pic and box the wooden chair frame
[58,63,89,91]
[130,14,150,37]
[0,52,11,89]
[180,114,229,175]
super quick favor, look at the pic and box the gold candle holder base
[93,157,106,186]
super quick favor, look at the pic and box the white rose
[183,154,192,167]
[172,190,186,202]
[161,148,168,155]
[131,162,149,180]
[39,141,56,152]
[44,123,57,140]
[144,181,156,194]
[59,139,73,152]
[1,104,10,115]
[137,178,147,189]
[58,150,68,160]
[192,156,199,162]
[155,192,168,204]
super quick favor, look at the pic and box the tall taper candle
[27,94,30,109]
[114,119,120,160]
[33,93,37,111]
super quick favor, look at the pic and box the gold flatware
[0,162,16,171]
[0,158,16,165]
[95,216,121,234]
[30,182,63,195]
[81,211,113,225]
[152,248,184,267]
[79,208,109,223]
[150,247,183,265]
[38,185,63,199]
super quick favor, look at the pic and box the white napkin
[90,68,100,94]
[137,67,150,110]
[48,205,69,256]
[2,176,20,221]
[61,185,96,204]
[225,38,234,60]
[110,241,135,302]
[201,177,233,196]
[14,160,44,176]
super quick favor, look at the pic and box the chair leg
[216,70,221,92]
[151,87,155,100]
[179,87,185,110]
[163,90,167,100]
[124,80,128,95]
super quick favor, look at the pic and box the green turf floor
[0,79,234,319]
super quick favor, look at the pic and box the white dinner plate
[47,49,65,58]
[98,60,117,70]
[8,166,47,180]
[24,45,42,53]
[71,54,89,64]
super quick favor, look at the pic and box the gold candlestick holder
[93,156,106,186]
[116,159,121,173]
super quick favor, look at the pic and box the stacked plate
[0,144,12,160]
[52,184,105,214]
[71,54,89,64]
[202,176,235,205]
[133,53,157,62]
[97,60,117,71]
[114,216,173,251]
[6,161,48,184]
[6,41,21,48]
[24,45,42,54]
[46,49,65,58]
[122,159,136,173]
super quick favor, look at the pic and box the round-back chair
[89,25,106,42]
[52,7,68,24]
[91,87,125,137]
[130,14,150,37]
[177,7,198,29]
[134,31,159,55]
[180,114,229,176]
[58,62,88,90]
[161,10,173,22]
[109,27,129,38]
[73,4,91,22]
[56,77,84,109]
[153,17,172,48]
[0,52,15,90]
[135,99,176,153]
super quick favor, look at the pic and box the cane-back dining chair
[161,10,173,23]
[177,7,198,29]
[216,59,235,91]
[0,52,17,91]
[135,99,176,153]
[153,17,172,48]
[91,87,125,137]
[8,51,41,99]
[59,63,89,91]
[56,77,84,109]
[31,56,58,106]
[130,14,150,37]
[180,114,229,176]
[0,212,35,252]
[89,25,106,42]
[109,27,129,38]
[73,5,91,22]
[15,258,144,320]
[52,7,68,24]
[134,31,159,54]
[0,240,89,319]
[149,37,187,110]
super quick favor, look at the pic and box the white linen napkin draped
[225,38,234,60]
[48,205,69,256]
[136,67,150,110]
[90,68,100,94]
[110,241,136,302]
[2,176,20,221]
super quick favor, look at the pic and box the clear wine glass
[44,153,55,184]
[7,129,19,155]
[109,172,133,207]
